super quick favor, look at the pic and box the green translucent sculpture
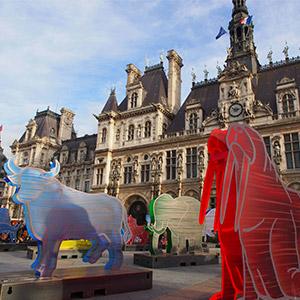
[146,194,204,254]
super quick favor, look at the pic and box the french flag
[240,15,253,25]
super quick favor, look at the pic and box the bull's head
[220,124,256,231]
[4,159,60,204]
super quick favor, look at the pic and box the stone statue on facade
[228,81,240,99]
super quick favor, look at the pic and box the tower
[228,0,259,73]
[167,50,183,114]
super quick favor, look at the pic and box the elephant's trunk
[199,159,216,225]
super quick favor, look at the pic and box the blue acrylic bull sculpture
[0,208,19,242]
[4,159,131,278]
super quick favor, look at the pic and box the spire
[228,0,259,73]
[101,88,118,113]
[232,0,248,17]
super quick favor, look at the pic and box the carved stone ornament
[228,81,241,99]
[220,60,249,79]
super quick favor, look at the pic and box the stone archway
[125,194,148,226]
[184,189,200,200]
[166,191,177,198]
[288,181,300,191]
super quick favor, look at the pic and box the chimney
[126,64,142,87]
[58,107,75,142]
[167,50,183,114]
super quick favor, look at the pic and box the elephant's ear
[199,159,215,224]
[148,196,159,224]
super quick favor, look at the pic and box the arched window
[144,121,151,138]
[189,113,198,130]
[102,128,107,143]
[131,93,138,108]
[282,93,295,116]
[128,125,134,141]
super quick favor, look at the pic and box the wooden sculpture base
[134,253,219,268]
[0,266,152,300]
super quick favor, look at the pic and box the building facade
[5,0,300,224]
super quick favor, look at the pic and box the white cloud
[0,0,300,157]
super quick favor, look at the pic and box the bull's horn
[46,159,60,177]
[4,159,22,175]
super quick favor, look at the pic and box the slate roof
[118,63,168,112]
[19,109,60,142]
[102,89,118,113]
[167,80,219,133]
[58,134,97,163]
[167,58,300,133]
[256,58,300,114]
[19,108,76,143]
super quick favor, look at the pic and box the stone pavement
[0,250,221,299]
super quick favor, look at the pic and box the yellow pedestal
[60,240,92,251]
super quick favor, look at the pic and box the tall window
[75,179,80,190]
[128,125,134,141]
[189,113,198,130]
[124,166,132,184]
[284,133,300,169]
[22,152,29,165]
[186,147,197,178]
[141,164,150,182]
[40,152,45,164]
[166,150,177,180]
[96,168,104,185]
[102,128,107,143]
[84,181,90,192]
[263,136,271,158]
[145,121,151,138]
[282,94,295,115]
[163,123,167,135]
[131,93,138,108]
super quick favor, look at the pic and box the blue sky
[1,0,300,156]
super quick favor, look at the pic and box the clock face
[229,103,243,117]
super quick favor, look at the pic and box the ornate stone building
[92,0,300,223]
[5,0,300,224]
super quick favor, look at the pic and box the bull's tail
[121,206,131,244]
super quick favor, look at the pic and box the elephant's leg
[36,238,61,278]
[31,240,42,270]
[105,232,123,270]
[178,236,187,254]
[241,225,283,299]
[151,233,160,255]
[270,216,300,297]
[243,257,259,300]
[170,234,180,254]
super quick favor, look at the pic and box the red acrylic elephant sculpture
[199,128,243,300]
[200,123,300,299]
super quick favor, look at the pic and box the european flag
[216,26,227,40]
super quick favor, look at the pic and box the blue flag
[216,26,227,40]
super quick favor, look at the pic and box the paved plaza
[0,249,221,299]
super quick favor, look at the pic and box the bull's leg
[84,234,110,264]
[35,238,61,278]
[105,232,123,270]
[31,240,42,270]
